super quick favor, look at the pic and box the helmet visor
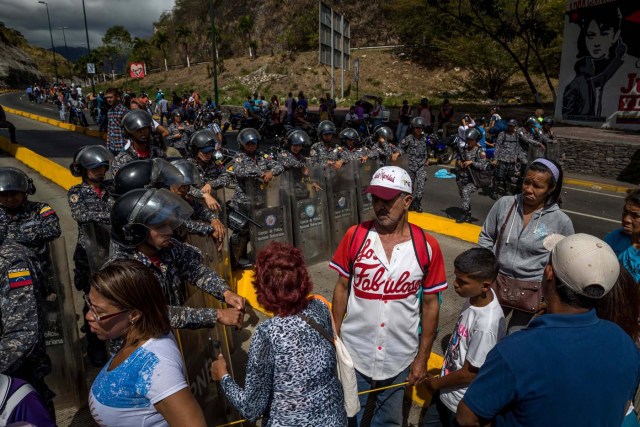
[170,159,202,186]
[151,159,186,187]
[132,188,194,231]
[78,146,115,169]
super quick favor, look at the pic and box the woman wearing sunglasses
[86,259,206,427]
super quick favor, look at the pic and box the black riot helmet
[112,158,184,198]
[0,167,35,195]
[525,116,539,128]
[171,109,183,119]
[410,116,426,129]
[121,109,153,133]
[70,145,115,177]
[374,125,394,141]
[237,128,261,148]
[110,188,193,248]
[287,130,311,146]
[465,127,482,142]
[542,116,555,126]
[339,128,360,144]
[189,129,218,155]
[201,111,215,125]
[170,158,202,186]
[317,120,337,136]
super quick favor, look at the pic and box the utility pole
[38,1,59,83]
[209,0,219,107]
[82,0,96,95]
[58,27,72,80]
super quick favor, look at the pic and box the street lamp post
[38,1,59,83]
[58,26,72,80]
[209,0,219,107]
[82,0,96,95]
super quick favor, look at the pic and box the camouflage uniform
[174,196,218,241]
[106,239,230,329]
[339,146,370,164]
[278,149,315,199]
[308,141,341,167]
[398,134,428,207]
[188,157,234,196]
[456,146,489,212]
[515,128,542,165]
[369,141,399,167]
[67,181,114,293]
[1,201,61,298]
[539,128,560,162]
[167,122,194,155]
[111,145,166,175]
[0,241,54,412]
[493,131,519,197]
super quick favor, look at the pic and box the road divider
[0,135,81,189]
[2,105,107,141]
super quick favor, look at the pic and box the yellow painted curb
[2,105,107,141]
[409,211,481,243]
[564,177,633,195]
[0,136,81,190]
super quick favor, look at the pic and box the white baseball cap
[364,166,412,200]
[543,233,620,298]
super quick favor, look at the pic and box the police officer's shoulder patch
[39,205,55,217]
[310,150,316,156]
[8,266,33,289]
[69,194,79,203]
[235,157,242,163]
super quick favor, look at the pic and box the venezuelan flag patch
[39,206,55,218]
[8,268,33,289]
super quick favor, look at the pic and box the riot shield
[81,223,112,275]
[528,144,545,163]
[246,173,293,257]
[390,154,410,173]
[45,238,88,408]
[356,159,377,223]
[174,285,236,424]
[325,161,359,251]
[286,166,331,265]
[545,142,561,163]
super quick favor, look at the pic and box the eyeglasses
[84,294,130,322]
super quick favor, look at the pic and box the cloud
[1,0,175,50]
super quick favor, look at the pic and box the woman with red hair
[211,242,346,426]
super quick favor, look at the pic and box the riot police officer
[187,129,232,211]
[0,167,60,299]
[491,119,520,199]
[309,120,342,168]
[398,116,429,212]
[106,188,244,330]
[170,158,225,244]
[540,116,560,162]
[230,128,284,268]
[68,145,115,366]
[111,158,185,198]
[455,128,489,223]
[167,109,193,156]
[279,130,321,197]
[338,127,369,164]
[0,219,54,418]
[369,125,400,167]
[112,110,166,175]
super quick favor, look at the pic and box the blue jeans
[396,123,409,142]
[352,365,410,427]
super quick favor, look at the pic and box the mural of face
[585,19,620,60]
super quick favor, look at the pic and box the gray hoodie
[478,194,574,282]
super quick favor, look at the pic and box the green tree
[102,25,132,74]
[175,25,192,67]
[427,0,563,103]
[151,31,170,71]
[130,37,153,68]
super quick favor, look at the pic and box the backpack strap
[347,220,375,276]
[408,223,430,278]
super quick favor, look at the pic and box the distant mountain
[49,46,88,62]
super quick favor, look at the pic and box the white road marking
[564,186,625,198]
[562,209,619,223]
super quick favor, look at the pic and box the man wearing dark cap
[457,234,640,426]
[330,166,447,426]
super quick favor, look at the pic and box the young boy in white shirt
[423,248,506,427]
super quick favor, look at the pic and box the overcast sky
[0,0,175,49]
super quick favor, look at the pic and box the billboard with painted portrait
[555,0,640,129]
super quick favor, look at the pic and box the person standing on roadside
[330,166,447,426]
[398,117,429,212]
[396,99,412,142]
[0,103,16,144]
[285,92,296,125]
[105,88,129,155]
[156,94,169,127]
[616,190,640,283]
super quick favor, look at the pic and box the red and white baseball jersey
[330,226,447,380]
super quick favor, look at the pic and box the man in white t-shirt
[331,166,447,426]
[422,248,505,426]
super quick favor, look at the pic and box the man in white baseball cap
[330,166,448,425]
[457,233,640,426]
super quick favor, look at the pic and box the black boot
[456,210,471,223]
